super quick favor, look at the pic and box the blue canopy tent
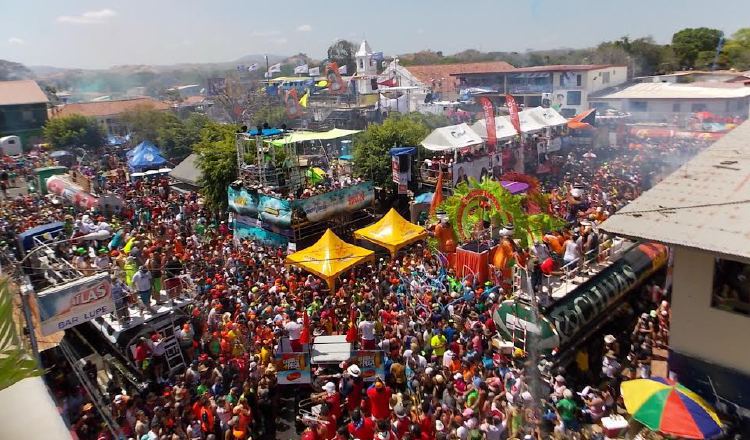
[126,141,160,159]
[247,128,284,136]
[128,144,167,171]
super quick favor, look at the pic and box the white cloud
[57,9,117,24]
[296,24,312,32]
[8,37,24,45]
[250,30,281,38]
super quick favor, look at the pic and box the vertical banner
[284,89,303,118]
[324,62,347,94]
[274,353,311,384]
[351,351,385,382]
[391,156,400,184]
[478,97,497,153]
[506,94,522,136]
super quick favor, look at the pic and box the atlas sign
[36,273,114,335]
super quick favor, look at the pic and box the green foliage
[121,106,209,160]
[327,40,357,75]
[194,122,239,210]
[120,104,167,145]
[352,113,430,187]
[672,27,724,69]
[440,177,564,248]
[0,278,42,391]
[249,105,289,129]
[723,28,750,70]
[43,114,105,151]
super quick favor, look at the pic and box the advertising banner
[274,353,311,385]
[392,156,400,184]
[478,97,497,153]
[452,156,495,186]
[294,182,374,223]
[46,176,100,211]
[505,94,522,136]
[228,188,293,227]
[234,216,289,247]
[36,273,113,335]
[351,350,385,382]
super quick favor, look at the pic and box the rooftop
[450,64,620,76]
[596,82,750,100]
[0,80,49,106]
[600,120,750,261]
[51,97,170,118]
[404,62,515,94]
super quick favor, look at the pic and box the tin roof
[596,82,750,100]
[600,120,750,260]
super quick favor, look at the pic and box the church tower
[355,40,377,94]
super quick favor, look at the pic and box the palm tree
[0,277,42,391]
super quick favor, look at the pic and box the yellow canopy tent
[285,229,374,290]
[354,208,428,256]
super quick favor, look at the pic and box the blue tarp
[16,222,65,255]
[247,128,284,136]
[128,142,167,171]
[389,147,417,156]
[414,192,433,204]
[126,141,159,159]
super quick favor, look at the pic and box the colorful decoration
[621,378,723,439]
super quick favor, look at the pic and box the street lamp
[18,229,113,360]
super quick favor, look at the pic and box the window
[602,72,610,84]
[630,101,648,112]
[576,74,582,86]
[566,91,582,106]
[22,110,34,122]
[672,103,681,112]
[712,258,750,316]
[691,103,707,112]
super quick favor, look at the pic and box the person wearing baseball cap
[366,377,392,421]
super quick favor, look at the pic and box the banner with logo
[478,97,497,153]
[228,186,260,217]
[294,181,374,223]
[351,350,385,382]
[505,94,521,136]
[228,187,293,227]
[275,353,311,384]
[234,216,289,247]
[36,273,113,335]
[392,156,400,184]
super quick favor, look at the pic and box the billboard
[234,215,289,247]
[36,273,114,336]
[274,352,311,385]
[351,350,385,382]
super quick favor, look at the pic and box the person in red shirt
[374,419,397,440]
[133,337,151,370]
[392,405,411,439]
[347,409,375,440]
[366,378,392,421]
[417,402,435,440]
[343,365,365,412]
[313,382,341,422]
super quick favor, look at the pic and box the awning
[527,106,568,127]
[285,229,374,289]
[269,128,361,146]
[421,123,484,151]
[389,147,417,156]
[470,116,518,140]
[518,109,546,133]
[354,208,428,255]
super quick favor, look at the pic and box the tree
[155,112,210,160]
[249,105,289,129]
[120,104,169,145]
[43,114,105,151]
[672,27,723,69]
[327,40,357,75]
[723,28,750,70]
[352,114,430,188]
[194,122,240,210]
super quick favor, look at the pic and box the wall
[670,247,750,375]
[0,103,48,134]
[591,97,750,120]
[584,66,628,94]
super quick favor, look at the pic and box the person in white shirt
[132,266,154,311]
[284,318,303,352]
[358,316,376,349]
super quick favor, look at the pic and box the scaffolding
[236,132,303,192]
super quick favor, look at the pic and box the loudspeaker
[398,155,409,172]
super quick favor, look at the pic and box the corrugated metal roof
[597,82,750,99]
[0,80,49,106]
[600,120,750,260]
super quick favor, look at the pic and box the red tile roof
[52,97,170,118]
[405,62,515,95]
[0,80,49,106]
[501,64,621,73]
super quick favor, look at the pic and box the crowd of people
[0,134,703,440]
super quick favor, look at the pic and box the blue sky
[2,0,746,69]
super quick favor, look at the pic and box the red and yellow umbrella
[621,378,723,439]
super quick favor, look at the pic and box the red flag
[505,94,521,135]
[378,79,397,87]
[324,62,347,95]
[429,170,444,215]
[478,97,496,153]
[284,89,303,118]
[346,308,357,343]
[299,310,311,344]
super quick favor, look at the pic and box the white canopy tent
[518,109,547,133]
[526,106,568,127]
[470,116,519,140]
[421,123,484,151]
[0,377,72,439]
[469,107,567,141]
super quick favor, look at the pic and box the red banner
[506,94,521,135]
[284,89,303,118]
[324,62,347,95]
[478,97,496,153]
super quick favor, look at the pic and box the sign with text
[351,350,385,382]
[294,182,375,223]
[274,353,311,385]
[36,273,113,335]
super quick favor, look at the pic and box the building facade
[0,80,49,148]
[50,97,171,136]
[601,120,750,425]
[453,64,628,117]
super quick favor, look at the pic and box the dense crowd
[0,136,697,440]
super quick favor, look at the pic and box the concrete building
[50,97,171,136]
[590,82,750,123]
[0,80,49,147]
[452,64,628,117]
[354,40,378,95]
[601,120,750,422]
